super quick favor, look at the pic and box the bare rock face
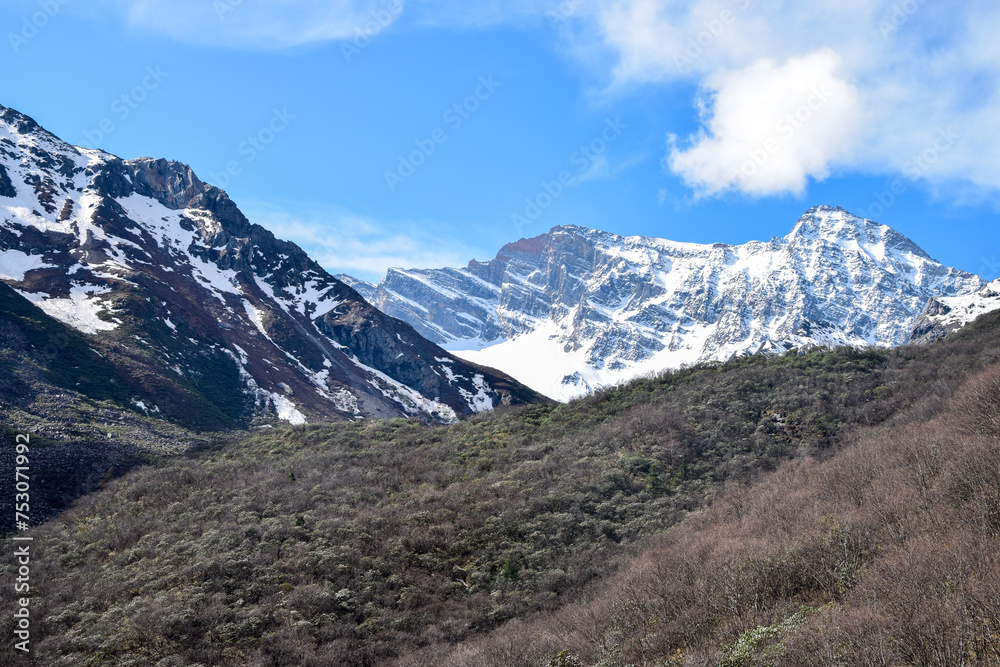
[0,163,15,198]
[0,103,545,427]
[352,207,984,400]
[127,157,205,210]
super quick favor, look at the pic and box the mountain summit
[0,103,543,427]
[348,206,983,400]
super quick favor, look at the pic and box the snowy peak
[787,205,931,260]
[787,205,871,241]
[0,104,67,150]
[0,102,545,427]
[353,210,982,401]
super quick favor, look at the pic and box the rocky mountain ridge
[352,208,985,400]
[0,103,543,428]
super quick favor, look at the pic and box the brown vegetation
[402,364,1000,666]
[2,311,1000,666]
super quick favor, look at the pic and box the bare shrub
[952,363,1000,437]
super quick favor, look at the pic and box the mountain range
[0,103,543,431]
[3,100,998,424]
[347,211,996,400]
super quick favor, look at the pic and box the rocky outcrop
[0,163,16,198]
[126,157,207,210]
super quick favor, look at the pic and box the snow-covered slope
[910,279,1000,343]
[0,103,543,426]
[353,208,983,401]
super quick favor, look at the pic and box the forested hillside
[405,324,1000,666]
[4,312,1000,666]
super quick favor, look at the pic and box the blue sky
[1,0,998,282]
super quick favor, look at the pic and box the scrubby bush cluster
[399,367,1000,666]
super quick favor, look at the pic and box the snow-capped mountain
[350,208,984,401]
[910,278,1000,344]
[0,103,543,427]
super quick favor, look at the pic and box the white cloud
[591,0,882,83]
[112,0,402,50]
[577,0,1000,199]
[241,202,486,282]
[667,50,867,196]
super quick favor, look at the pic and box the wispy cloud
[403,0,559,29]
[240,202,487,282]
[574,151,647,185]
[110,0,402,50]
[107,0,564,49]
